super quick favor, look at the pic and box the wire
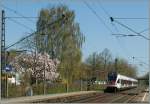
[113,17,149,20]
[97,0,111,17]
[8,18,34,32]
[82,0,113,34]
[1,4,35,23]
[113,20,149,40]
[85,0,134,60]
[112,33,150,40]
[5,32,35,50]
[6,14,66,50]
[110,22,133,57]
[97,0,135,58]
[132,57,149,67]
[5,16,38,19]
[84,0,132,57]
[96,1,149,72]
[139,28,149,34]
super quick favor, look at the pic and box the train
[105,72,138,92]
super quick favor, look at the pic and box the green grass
[7,83,105,98]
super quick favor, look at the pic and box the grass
[6,82,105,98]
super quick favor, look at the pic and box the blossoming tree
[10,52,60,82]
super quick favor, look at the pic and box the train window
[108,72,117,81]
[121,80,126,85]
[117,79,120,83]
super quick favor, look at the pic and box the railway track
[110,94,137,103]
[31,87,145,103]
[69,93,112,103]
[66,87,141,103]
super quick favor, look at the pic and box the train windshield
[108,72,117,81]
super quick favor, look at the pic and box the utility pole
[1,10,6,98]
[1,10,5,74]
[115,58,118,72]
[149,0,150,99]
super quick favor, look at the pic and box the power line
[5,14,67,50]
[97,0,111,17]
[8,18,34,32]
[110,17,149,40]
[111,22,134,57]
[5,32,35,50]
[1,4,35,23]
[82,0,113,34]
[113,17,149,20]
[97,1,134,58]
[132,57,149,67]
[87,0,134,59]
[5,16,38,19]
[139,28,149,34]
[112,33,150,40]
[85,1,149,72]
[84,0,131,57]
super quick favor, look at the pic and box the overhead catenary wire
[83,1,129,57]
[83,0,131,57]
[9,18,34,31]
[6,32,35,50]
[97,0,120,33]
[97,0,149,70]
[86,1,149,74]
[112,33,150,40]
[139,28,149,34]
[82,0,113,34]
[6,14,67,50]
[96,0,135,58]
[111,18,150,40]
[8,18,34,32]
[84,0,134,59]
[5,16,38,19]
[132,57,149,67]
[97,0,111,17]
[113,17,149,20]
[111,25,134,57]
[1,4,35,23]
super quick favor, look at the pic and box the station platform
[142,90,149,103]
[134,88,149,103]
[1,91,99,104]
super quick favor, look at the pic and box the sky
[1,0,149,77]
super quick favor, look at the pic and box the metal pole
[1,10,6,98]
[44,59,46,94]
[0,9,1,98]
[6,74,8,98]
[149,0,150,99]
[115,58,118,72]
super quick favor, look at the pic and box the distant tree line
[80,48,137,81]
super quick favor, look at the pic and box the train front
[105,72,118,92]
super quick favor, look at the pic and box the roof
[117,74,138,82]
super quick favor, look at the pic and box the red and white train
[105,72,138,92]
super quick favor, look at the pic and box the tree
[10,52,60,84]
[114,58,137,78]
[34,5,85,91]
[35,5,84,59]
[140,72,149,86]
[85,52,103,80]
[100,48,112,71]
